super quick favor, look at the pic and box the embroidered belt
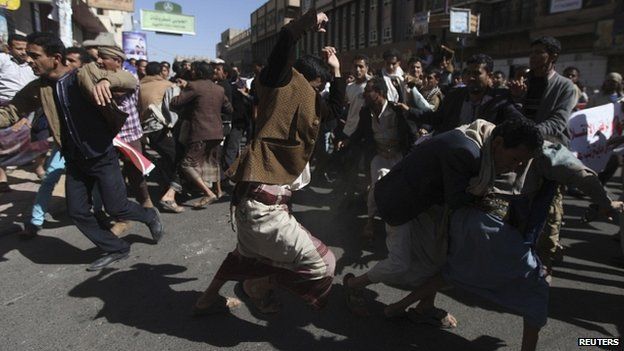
[235,182,292,206]
[473,195,509,219]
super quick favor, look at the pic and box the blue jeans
[31,147,65,226]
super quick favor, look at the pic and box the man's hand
[599,200,624,221]
[315,12,329,33]
[335,139,349,151]
[509,78,527,100]
[395,102,410,111]
[176,78,188,89]
[322,46,340,76]
[93,80,112,106]
[11,118,31,131]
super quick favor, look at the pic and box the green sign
[140,9,195,35]
[154,1,181,13]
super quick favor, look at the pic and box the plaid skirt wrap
[216,183,336,309]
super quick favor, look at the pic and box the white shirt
[0,53,36,101]
[382,66,405,103]
[343,79,368,136]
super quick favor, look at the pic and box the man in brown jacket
[193,10,346,315]
[0,32,164,271]
[171,61,233,208]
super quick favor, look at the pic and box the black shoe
[18,222,41,240]
[87,251,129,271]
[147,207,164,243]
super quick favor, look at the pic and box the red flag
[113,136,155,176]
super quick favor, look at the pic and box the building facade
[217,28,253,73]
[295,0,620,89]
[1,0,133,48]
[250,0,301,64]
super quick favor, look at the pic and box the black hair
[491,117,544,154]
[129,58,136,63]
[216,62,232,78]
[171,60,183,74]
[160,61,170,68]
[382,49,401,62]
[425,67,442,80]
[194,61,214,80]
[8,33,27,45]
[136,59,147,66]
[26,32,66,58]
[293,54,330,82]
[493,70,506,78]
[146,61,162,76]
[466,53,494,73]
[563,66,579,75]
[531,36,561,57]
[451,71,462,81]
[407,56,422,66]
[65,46,91,64]
[366,77,388,99]
[352,54,370,66]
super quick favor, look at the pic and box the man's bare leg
[384,273,448,317]
[521,320,540,351]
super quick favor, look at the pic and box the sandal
[343,273,370,317]
[193,195,218,209]
[240,281,282,314]
[159,199,185,213]
[192,295,241,317]
[407,307,457,329]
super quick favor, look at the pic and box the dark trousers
[222,125,245,172]
[65,149,154,253]
[145,128,181,189]
[121,139,150,205]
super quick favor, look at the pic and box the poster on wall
[0,10,8,47]
[122,31,147,60]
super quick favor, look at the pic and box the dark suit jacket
[349,104,416,156]
[409,87,524,134]
[374,129,481,225]
[170,79,233,142]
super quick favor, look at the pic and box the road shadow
[68,263,505,350]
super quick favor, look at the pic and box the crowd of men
[1,9,624,351]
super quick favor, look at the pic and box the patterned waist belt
[236,182,292,206]
[473,196,510,219]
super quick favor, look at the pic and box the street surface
[1,175,623,351]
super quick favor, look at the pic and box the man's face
[25,43,58,77]
[603,79,619,93]
[564,69,578,83]
[425,73,439,90]
[465,63,491,93]
[352,59,368,80]
[410,61,423,78]
[363,82,382,106]
[183,62,191,71]
[384,56,400,75]
[492,73,505,86]
[137,61,147,77]
[492,137,533,174]
[213,65,226,81]
[129,59,136,67]
[253,64,263,75]
[97,54,121,71]
[529,44,555,76]
[65,53,83,69]
[161,65,170,79]
[9,40,28,63]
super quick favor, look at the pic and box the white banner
[449,8,470,34]
[568,103,615,172]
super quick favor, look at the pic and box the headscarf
[457,119,496,197]
[97,46,126,61]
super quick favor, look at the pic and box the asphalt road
[1,179,623,351]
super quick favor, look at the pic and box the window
[359,32,366,48]
[383,0,391,6]
[369,30,377,43]
[383,26,391,39]
[370,0,376,12]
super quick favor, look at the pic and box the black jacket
[374,129,481,225]
[409,87,524,134]
[349,104,417,156]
